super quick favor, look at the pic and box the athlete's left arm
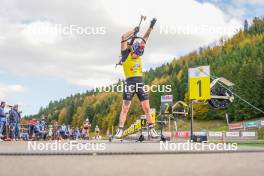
[142,28,153,44]
[142,18,157,45]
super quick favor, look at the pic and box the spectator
[95,125,100,140]
[59,124,67,139]
[83,118,91,140]
[0,101,6,140]
[73,127,81,140]
[9,104,21,141]
[28,118,37,140]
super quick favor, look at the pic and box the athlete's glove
[150,18,157,29]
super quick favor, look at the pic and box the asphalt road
[0,141,264,176]
[1,140,264,154]
[0,153,263,176]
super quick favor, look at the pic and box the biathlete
[114,18,159,139]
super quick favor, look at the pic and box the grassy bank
[165,119,228,131]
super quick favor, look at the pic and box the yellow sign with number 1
[189,66,211,100]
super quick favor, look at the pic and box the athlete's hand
[150,18,157,29]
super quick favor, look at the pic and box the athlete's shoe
[114,128,123,139]
[149,126,159,138]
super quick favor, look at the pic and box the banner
[151,108,156,124]
[208,132,223,137]
[225,132,240,137]
[261,120,264,127]
[134,120,141,131]
[241,132,256,137]
[244,120,259,129]
[161,95,173,102]
[188,66,211,100]
[193,131,207,136]
[228,122,244,130]
[175,131,190,137]
[161,95,173,114]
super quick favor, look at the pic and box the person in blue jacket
[39,117,46,131]
[34,119,47,140]
[59,124,67,139]
[0,101,6,139]
[9,104,21,140]
[73,127,81,140]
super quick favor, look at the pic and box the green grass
[166,119,228,131]
[234,141,264,147]
[238,143,264,147]
[219,140,264,147]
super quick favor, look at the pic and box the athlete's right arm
[121,29,136,51]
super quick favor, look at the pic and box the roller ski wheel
[137,134,144,142]
[160,134,166,142]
